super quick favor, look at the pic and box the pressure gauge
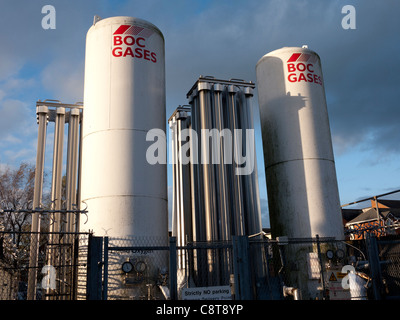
[335,249,345,260]
[135,261,147,273]
[326,250,334,260]
[122,261,133,273]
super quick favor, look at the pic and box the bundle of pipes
[28,101,83,300]
[169,77,264,287]
[186,76,262,243]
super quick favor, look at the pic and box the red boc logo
[112,25,157,63]
[286,53,322,86]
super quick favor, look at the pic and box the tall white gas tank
[81,16,167,238]
[256,46,344,240]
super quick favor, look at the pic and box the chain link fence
[99,235,398,300]
[0,230,399,300]
[377,237,400,299]
[265,237,368,300]
[0,230,90,300]
[102,236,170,300]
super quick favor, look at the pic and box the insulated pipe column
[198,83,220,285]
[198,83,217,242]
[243,87,262,236]
[51,108,66,233]
[227,85,244,236]
[213,84,230,242]
[212,84,231,284]
[188,90,205,243]
[27,106,49,300]
[65,108,80,234]
[65,108,81,300]
[47,107,65,299]
[170,108,192,270]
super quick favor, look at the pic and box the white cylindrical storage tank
[256,46,344,240]
[81,16,167,239]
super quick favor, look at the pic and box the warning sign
[182,286,232,300]
[326,268,351,300]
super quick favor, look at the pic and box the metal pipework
[47,107,66,299]
[169,106,192,270]
[27,105,49,300]
[27,101,83,300]
[65,108,81,233]
[170,76,262,287]
[186,77,262,241]
[185,76,261,244]
[51,107,65,231]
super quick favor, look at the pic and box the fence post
[102,236,108,300]
[365,233,382,300]
[316,235,327,299]
[232,236,253,300]
[86,234,103,300]
[169,236,177,300]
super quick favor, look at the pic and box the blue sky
[0,0,399,228]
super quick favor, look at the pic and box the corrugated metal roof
[346,208,380,226]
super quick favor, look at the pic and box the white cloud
[2,77,36,93]
[0,134,22,145]
[4,148,34,162]
[0,99,29,136]
[40,58,84,103]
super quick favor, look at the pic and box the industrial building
[0,15,396,301]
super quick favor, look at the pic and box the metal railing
[89,234,400,301]
[0,230,399,300]
[0,230,90,300]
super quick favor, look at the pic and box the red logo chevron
[287,53,317,63]
[113,24,154,38]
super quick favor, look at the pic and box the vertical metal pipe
[242,87,265,288]
[170,107,196,281]
[27,106,48,300]
[66,108,80,233]
[189,91,203,243]
[181,116,193,243]
[170,117,178,239]
[213,84,230,241]
[213,84,232,284]
[187,94,203,284]
[48,107,65,299]
[191,86,212,285]
[235,90,251,234]
[237,87,262,236]
[228,85,244,236]
[199,84,214,242]
[50,108,66,233]
[72,110,83,300]
[198,85,217,285]
[221,87,235,237]
[75,110,83,232]
[177,112,192,267]
[177,117,185,268]
[65,108,80,299]
[244,87,262,236]
[171,113,184,269]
